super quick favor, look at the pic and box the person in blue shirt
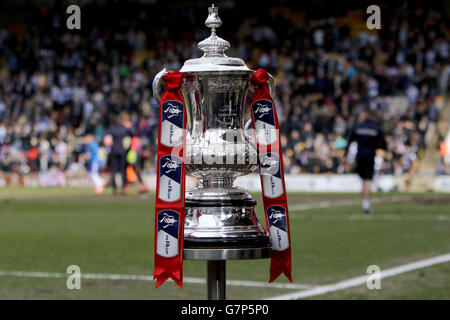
[83,133,105,194]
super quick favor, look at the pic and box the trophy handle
[152,68,168,104]
[244,119,257,151]
[268,73,276,98]
[245,118,253,131]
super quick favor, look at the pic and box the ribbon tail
[269,251,292,283]
[155,272,170,288]
[269,267,293,283]
[154,267,183,288]
[170,273,183,288]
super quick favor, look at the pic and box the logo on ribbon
[260,152,283,198]
[159,212,177,229]
[158,155,182,202]
[161,158,179,174]
[267,205,289,251]
[252,100,275,125]
[269,208,285,224]
[161,100,184,147]
[261,155,278,169]
[164,102,183,119]
[156,210,179,258]
[254,102,272,119]
[252,99,277,146]
[267,205,287,229]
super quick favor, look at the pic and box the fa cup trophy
[153,5,291,295]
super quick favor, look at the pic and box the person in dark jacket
[103,113,134,195]
[345,110,387,213]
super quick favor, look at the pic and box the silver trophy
[153,5,274,259]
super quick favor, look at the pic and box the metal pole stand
[184,247,270,300]
[207,260,226,300]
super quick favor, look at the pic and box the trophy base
[184,236,271,249]
[184,189,271,250]
[184,247,271,260]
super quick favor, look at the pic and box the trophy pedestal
[184,192,271,300]
[184,247,271,300]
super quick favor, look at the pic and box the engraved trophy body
[153,5,272,257]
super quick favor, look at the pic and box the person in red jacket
[126,136,148,194]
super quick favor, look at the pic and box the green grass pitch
[0,187,449,299]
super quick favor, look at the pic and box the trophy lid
[180,4,251,73]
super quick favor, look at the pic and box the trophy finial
[205,4,222,34]
[198,4,230,56]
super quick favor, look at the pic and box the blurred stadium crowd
[0,0,449,178]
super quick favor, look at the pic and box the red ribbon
[154,71,187,288]
[250,68,292,283]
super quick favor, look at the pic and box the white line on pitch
[0,270,313,290]
[266,252,450,300]
[289,214,450,221]
[289,195,413,212]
